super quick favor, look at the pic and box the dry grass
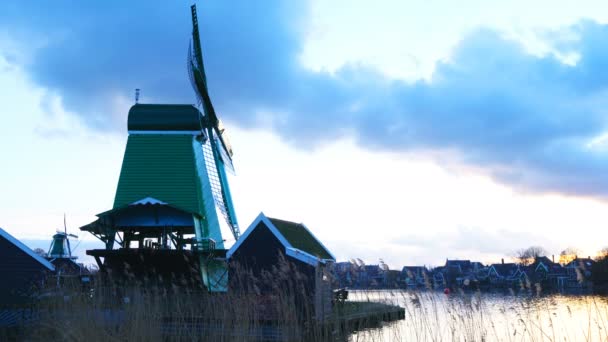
[2,262,608,341]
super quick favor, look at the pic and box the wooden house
[487,262,521,286]
[402,266,430,288]
[0,227,55,306]
[227,213,335,321]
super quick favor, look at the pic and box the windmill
[187,4,240,243]
[79,4,241,291]
[48,214,79,260]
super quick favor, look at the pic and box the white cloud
[303,0,608,80]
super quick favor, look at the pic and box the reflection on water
[348,290,608,341]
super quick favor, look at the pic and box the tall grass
[3,261,608,341]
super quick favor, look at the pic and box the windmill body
[47,233,75,259]
[80,5,239,292]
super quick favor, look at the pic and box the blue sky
[1,1,608,267]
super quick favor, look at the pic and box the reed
[3,260,608,341]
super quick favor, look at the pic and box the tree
[559,247,581,265]
[513,246,548,266]
[597,247,608,260]
[33,248,47,257]
[592,253,608,293]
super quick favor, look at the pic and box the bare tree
[559,247,581,265]
[33,248,47,257]
[597,246,608,259]
[513,246,548,265]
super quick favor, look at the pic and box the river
[347,290,608,341]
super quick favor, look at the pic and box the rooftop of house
[446,259,472,267]
[402,266,428,273]
[0,227,55,272]
[489,263,519,277]
[566,258,595,268]
[267,217,334,260]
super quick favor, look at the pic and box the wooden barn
[227,213,335,320]
[0,227,55,306]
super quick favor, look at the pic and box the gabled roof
[130,197,168,205]
[98,197,197,218]
[489,263,518,277]
[445,259,472,273]
[267,217,334,260]
[227,213,335,266]
[566,258,595,269]
[0,227,55,271]
[535,256,554,266]
[402,266,428,273]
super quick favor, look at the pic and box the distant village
[331,253,608,293]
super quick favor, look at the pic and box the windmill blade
[64,213,67,235]
[202,135,240,240]
[212,129,235,174]
[188,4,235,173]
[189,4,240,241]
[71,240,82,255]
[68,233,79,238]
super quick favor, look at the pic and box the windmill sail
[188,4,240,241]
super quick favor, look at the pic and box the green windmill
[48,215,78,260]
[81,5,239,292]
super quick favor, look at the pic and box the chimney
[501,258,504,265]
[552,255,555,263]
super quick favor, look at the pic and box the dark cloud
[2,2,608,197]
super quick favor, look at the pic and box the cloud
[2,2,608,197]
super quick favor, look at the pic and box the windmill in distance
[47,214,79,260]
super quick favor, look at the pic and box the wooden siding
[0,237,50,306]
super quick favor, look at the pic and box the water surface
[348,290,608,341]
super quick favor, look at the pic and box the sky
[1,1,608,268]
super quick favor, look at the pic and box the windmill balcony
[193,238,216,252]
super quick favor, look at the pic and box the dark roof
[446,260,471,267]
[490,263,518,277]
[445,260,472,272]
[127,104,204,131]
[534,256,554,266]
[267,217,334,260]
[567,258,595,268]
[0,227,54,271]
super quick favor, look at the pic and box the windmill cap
[128,104,204,132]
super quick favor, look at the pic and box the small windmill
[187,4,240,242]
[47,214,79,259]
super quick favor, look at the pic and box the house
[227,213,336,320]
[527,256,571,291]
[564,258,595,289]
[445,259,472,273]
[360,265,384,288]
[431,266,446,288]
[565,258,594,273]
[487,261,522,287]
[442,259,485,287]
[332,261,355,288]
[0,227,55,306]
[402,266,430,288]
[384,270,403,288]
